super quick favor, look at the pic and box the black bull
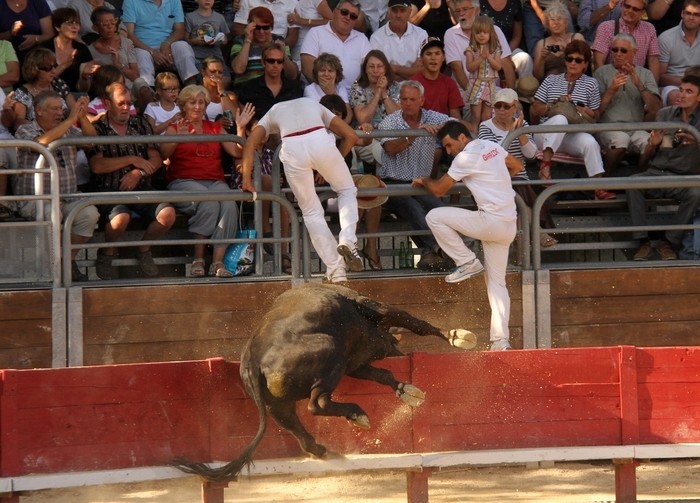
[174,283,474,481]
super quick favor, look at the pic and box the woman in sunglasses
[231,6,297,85]
[530,39,615,200]
[3,47,78,130]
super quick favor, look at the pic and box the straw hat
[353,174,388,210]
[516,76,540,104]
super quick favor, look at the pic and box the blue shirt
[122,0,185,48]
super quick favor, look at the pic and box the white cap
[493,88,519,105]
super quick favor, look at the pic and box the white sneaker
[490,339,512,351]
[445,258,484,283]
[323,266,348,284]
[337,243,364,272]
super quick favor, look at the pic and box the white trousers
[280,130,359,272]
[134,41,198,87]
[426,206,516,343]
[533,114,605,177]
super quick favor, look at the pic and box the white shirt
[370,22,428,68]
[300,23,371,94]
[143,102,181,133]
[234,0,299,38]
[447,139,517,220]
[303,82,350,103]
[258,97,336,137]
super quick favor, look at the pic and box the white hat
[493,87,519,105]
[353,174,388,210]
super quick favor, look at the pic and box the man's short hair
[399,80,424,96]
[437,121,469,141]
[681,74,700,91]
[33,90,62,112]
[612,33,636,50]
[335,0,361,11]
[105,82,129,101]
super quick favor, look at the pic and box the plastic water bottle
[399,242,407,269]
[405,241,413,269]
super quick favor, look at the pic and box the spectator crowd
[1,0,699,281]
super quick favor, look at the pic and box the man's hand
[130,156,157,175]
[418,124,440,135]
[411,176,427,188]
[119,169,144,191]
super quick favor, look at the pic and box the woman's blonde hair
[177,85,211,109]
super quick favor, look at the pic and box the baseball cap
[420,36,444,55]
[388,0,412,7]
[493,88,518,105]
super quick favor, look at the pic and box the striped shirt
[478,119,536,180]
[534,73,601,122]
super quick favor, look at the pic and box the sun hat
[353,174,388,210]
[516,76,539,104]
[493,87,519,105]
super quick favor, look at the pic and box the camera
[546,45,561,52]
[672,130,684,148]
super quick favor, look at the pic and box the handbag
[223,229,257,276]
[548,98,595,125]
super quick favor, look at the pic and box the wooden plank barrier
[1,347,699,502]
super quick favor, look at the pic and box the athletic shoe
[138,250,159,277]
[490,339,512,351]
[337,243,364,272]
[323,266,348,284]
[94,251,114,280]
[445,258,484,283]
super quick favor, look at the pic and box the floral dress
[465,47,500,106]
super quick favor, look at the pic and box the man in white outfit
[241,97,364,283]
[412,121,521,351]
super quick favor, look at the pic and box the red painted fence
[1,347,699,487]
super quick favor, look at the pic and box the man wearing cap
[411,37,464,119]
[370,0,428,81]
[594,33,661,175]
[413,120,523,351]
[241,97,364,284]
[444,0,516,95]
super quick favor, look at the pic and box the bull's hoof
[307,443,327,458]
[348,413,371,429]
[396,383,425,407]
[447,328,477,350]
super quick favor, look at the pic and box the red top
[166,120,226,184]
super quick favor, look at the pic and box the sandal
[190,259,206,277]
[360,248,382,270]
[540,233,558,248]
[538,160,552,182]
[209,261,234,278]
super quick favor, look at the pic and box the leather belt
[283,125,324,138]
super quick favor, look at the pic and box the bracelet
[244,38,252,44]
[307,18,311,25]
[219,92,227,98]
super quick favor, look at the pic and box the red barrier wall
[1,347,699,478]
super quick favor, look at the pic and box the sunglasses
[610,47,629,53]
[37,62,59,72]
[254,24,272,31]
[338,8,359,20]
[493,102,514,110]
[264,58,284,65]
[622,3,644,12]
[564,56,585,64]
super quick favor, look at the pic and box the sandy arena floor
[21,459,700,502]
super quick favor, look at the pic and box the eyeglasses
[610,47,629,53]
[493,102,514,110]
[453,6,475,15]
[37,62,59,72]
[338,8,359,20]
[683,10,700,17]
[254,24,272,31]
[622,3,644,12]
[564,56,585,64]
[264,58,285,65]
[160,87,179,92]
[62,20,81,26]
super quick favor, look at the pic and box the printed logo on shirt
[482,148,499,161]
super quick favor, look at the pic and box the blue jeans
[384,189,446,253]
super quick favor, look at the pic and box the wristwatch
[219,92,227,98]
[138,169,147,177]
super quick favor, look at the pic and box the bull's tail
[171,366,268,482]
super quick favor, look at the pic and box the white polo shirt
[370,22,428,68]
[258,97,335,137]
[300,23,371,94]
